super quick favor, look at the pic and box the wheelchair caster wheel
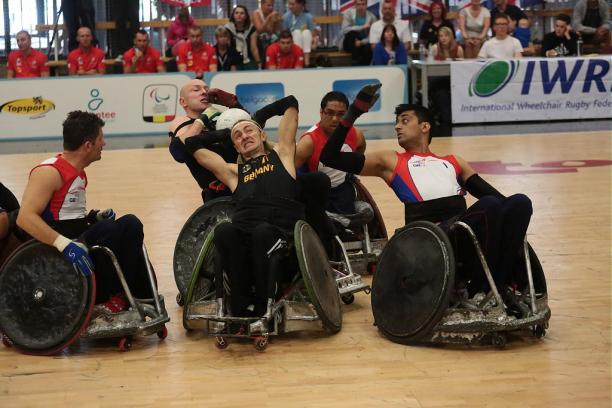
[253,336,268,352]
[532,325,546,339]
[2,335,12,348]
[366,261,377,274]
[215,336,228,349]
[118,337,132,352]
[341,293,355,305]
[157,325,168,340]
[176,293,184,307]
[491,333,507,348]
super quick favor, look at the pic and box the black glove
[208,88,239,108]
[344,83,381,125]
[253,95,299,128]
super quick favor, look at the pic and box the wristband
[53,235,71,252]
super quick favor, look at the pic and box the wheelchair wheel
[173,197,234,304]
[353,179,388,240]
[372,221,455,345]
[0,241,96,355]
[295,221,342,334]
[182,228,218,329]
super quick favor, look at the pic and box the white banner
[0,73,193,141]
[451,57,612,124]
[204,65,408,128]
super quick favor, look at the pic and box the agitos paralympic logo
[0,96,55,118]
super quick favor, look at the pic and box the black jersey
[232,150,304,231]
[169,119,238,191]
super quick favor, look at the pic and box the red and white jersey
[7,49,49,77]
[32,155,88,222]
[67,47,105,74]
[389,152,464,203]
[300,123,359,188]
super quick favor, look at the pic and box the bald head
[179,79,210,115]
[77,26,93,48]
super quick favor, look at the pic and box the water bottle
[576,39,583,57]
[419,43,426,61]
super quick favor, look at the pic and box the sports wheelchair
[173,197,370,308]
[371,220,551,347]
[182,220,342,351]
[325,179,388,277]
[0,241,169,355]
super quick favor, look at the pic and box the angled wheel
[0,241,96,355]
[341,293,355,305]
[372,221,455,345]
[157,325,168,340]
[215,336,228,349]
[295,221,342,334]
[118,336,132,352]
[353,179,388,240]
[173,198,234,305]
[253,335,268,351]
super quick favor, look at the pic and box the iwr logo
[469,58,611,97]
[236,83,284,114]
[469,60,518,97]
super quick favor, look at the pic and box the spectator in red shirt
[167,6,195,57]
[176,26,218,78]
[7,30,49,78]
[265,29,304,69]
[67,26,106,75]
[123,30,166,74]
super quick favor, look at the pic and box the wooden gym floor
[0,130,610,407]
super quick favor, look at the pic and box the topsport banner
[204,65,408,129]
[450,57,612,124]
[0,73,193,141]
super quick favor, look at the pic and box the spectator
[369,0,413,51]
[430,26,462,135]
[338,0,377,66]
[122,30,165,74]
[252,0,283,68]
[176,26,218,78]
[572,0,610,47]
[265,29,304,69]
[491,0,527,31]
[431,26,464,60]
[418,1,455,47]
[283,0,316,67]
[513,18,533,53]
[167,7,195,57]
[478,14,523,58]
[372,24,408,65]
[225,5,258,70]
[67,26,106,76]
[6,30,49,78]
[459,0,491,58]
[542,14,579,57]
[214,26,243,71]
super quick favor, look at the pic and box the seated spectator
[67,26,105,75]
[369,0,413,51]
[252,0,283,68]
[542,14,579,57]
[338,0,377,66]
[512,18,531,49]
[176,26,218,78]
[459,0,491,58]
[491,0,527,31]
[431,26,464,60]
[283,0,316,67]
[372,24,408,65]
[478,14,523,59]
[225,5,258,70]
[123,30,165,74]
[6,30,49,78]
[265,29,304,69]
[167,7,194,57]
[418,1,455,48]
[572,0,610,47]
[214,26,243,71]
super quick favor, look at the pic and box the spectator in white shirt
[478,14,523,58]
[369,0,412,51]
